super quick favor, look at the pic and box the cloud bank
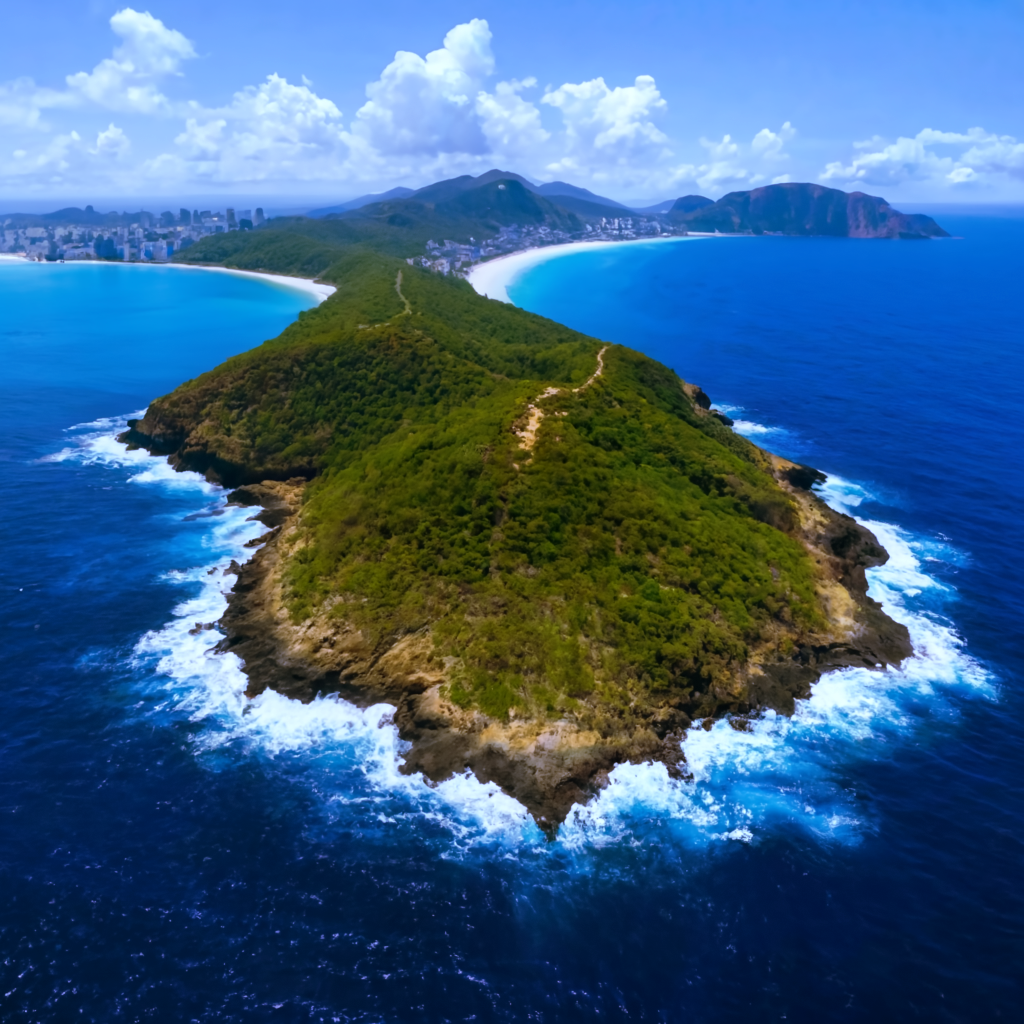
[1,9,1020,200]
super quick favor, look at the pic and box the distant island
[2,178,946,267]
[120,239,913,833]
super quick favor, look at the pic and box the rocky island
[122,244,913,834]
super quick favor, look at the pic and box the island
[121,238,913,834]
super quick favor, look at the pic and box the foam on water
[560,472,993,848]
[62,418,994,854]
[714,404,788,439]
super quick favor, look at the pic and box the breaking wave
[62,418,994,854]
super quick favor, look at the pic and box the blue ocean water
[1,225,1022,1021]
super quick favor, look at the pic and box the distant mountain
[534,181,630,210]
[542,194,637,220]
[631,200,679,215]
[308,188,415,218]
[411,170,537,205]
[672,183,948,239]
[1,205,136,228]
[669,195,714,215]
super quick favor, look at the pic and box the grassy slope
[138,250,825,725]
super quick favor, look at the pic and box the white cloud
[751,121,795,161]
[542,75,669,179]
[0,124,133,192]
[94,123,131,158]
[476,78,549,155]
[66,8,196,115]
[821,127,1024,190]
[167,74,349,183]
[662,124,796,194]
[353,19,495,156]
[0,77,76,130]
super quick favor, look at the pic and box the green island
[123,177,919,832]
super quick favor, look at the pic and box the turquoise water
[1,230,1023,1021]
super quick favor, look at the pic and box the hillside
[174,178,587,276]
[672,182,949,238]
[124,249,911,831]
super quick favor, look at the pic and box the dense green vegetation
[174,179,584,276]
[138,250,827,724]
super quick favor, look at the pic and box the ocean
[1,221,1021,1021]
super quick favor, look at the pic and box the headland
[121,245,913,834]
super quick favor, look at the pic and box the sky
[2,0,1023,207]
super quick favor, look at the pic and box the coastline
[467,234,710,304]
[162,262,336,304]
[0,253,336,304]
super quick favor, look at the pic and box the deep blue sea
[1,223,1022,1022]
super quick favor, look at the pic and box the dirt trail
[515,346,608,462]
[395,271,412,315]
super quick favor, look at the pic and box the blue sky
[2,0,1023,205]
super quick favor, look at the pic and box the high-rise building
[180,208,192,225]
[226,208,237,229]
[254,208,265,225]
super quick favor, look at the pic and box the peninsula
[122,238,913,833]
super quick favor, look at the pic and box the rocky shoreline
[204,454,912,835]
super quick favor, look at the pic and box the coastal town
[0,206,267,263]
[407,215,673,275]
[1,204,677,272]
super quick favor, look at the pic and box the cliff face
[122,252,912,834]
[674,182,948,239]
[214,452,910,834]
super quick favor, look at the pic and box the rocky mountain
[670,182,949,239]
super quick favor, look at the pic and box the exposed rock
[210,449,911,836]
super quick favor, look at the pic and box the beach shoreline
[0,253,336,304]
[466,234,712,304]
[163,262,336,303]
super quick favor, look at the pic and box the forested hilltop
[125,249,911,831]
[168,176,947,280]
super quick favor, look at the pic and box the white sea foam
[711,404,787,439]
[732,419,784,436]
[559,473,992,848]
[65,416,994,852]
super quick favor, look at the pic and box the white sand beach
[0,254,336,304]
[165,263,336,303]
[467,235,703,304]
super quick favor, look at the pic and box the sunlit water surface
[1,227,1022,1021]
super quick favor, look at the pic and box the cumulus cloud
[751,121,795,161]
[353,19,495,156]
[5,11,1022,201]
[0,77,76,130]
[476,78,549,155]
[0,124,132,192]
[542,75,669,179]
[663,124,797,194]
[821,127,1024,189]
[168,74,349,183]
[65,8,196,115]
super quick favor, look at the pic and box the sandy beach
[0,254,336,304]
[163,262,336,304]
[467,235,705,304]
